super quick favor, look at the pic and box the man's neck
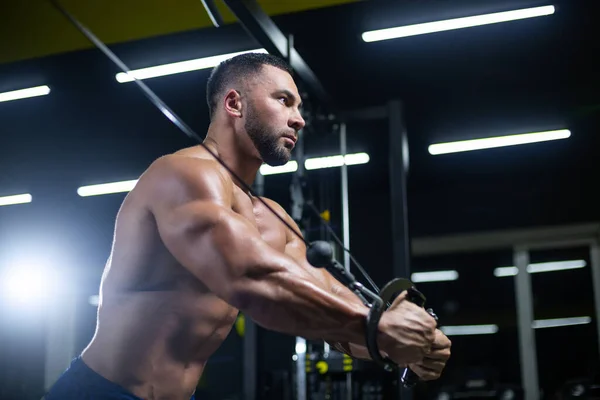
[203,126,262,190]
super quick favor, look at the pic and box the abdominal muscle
[82,278,239,400]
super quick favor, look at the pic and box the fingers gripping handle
[374,278,440,387]
[306,242,439,385]
[399,306,439,386]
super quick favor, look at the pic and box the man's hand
[408,329,451,381]
[378,291,438,367]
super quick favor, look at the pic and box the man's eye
[279,97,287,104]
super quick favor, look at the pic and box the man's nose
[289,109,306,131]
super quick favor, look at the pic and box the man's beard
[245,105,292,166]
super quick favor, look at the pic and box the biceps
[154,201,265,295]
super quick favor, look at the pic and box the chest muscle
[232,190,287,252]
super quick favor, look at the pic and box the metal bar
[290,128,307,400]
[290,128,305,222]
[44,292,77,391]
[513,247,539,400]
[339,122,352,400]
[222,0,334,111]
[388,99,411,280]
[388,100,411,400]
[590,243,600,359]
[412,223,600,256]
[242,318,257,400]
[242,173,264,400]
[295,338,307,400]
[200,0,224,27]
[340,123,350,273]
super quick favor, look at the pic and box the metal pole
[590,243,600,359]
[388,100,411,400]
[242,173,264,400]
[222,0,335,112]
[513,247,539,400]
[340,123,350,273]
[291,128,307,400]
[388,99,411,280]
[339,122,353,400]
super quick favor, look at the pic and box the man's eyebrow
[279,89,303,108]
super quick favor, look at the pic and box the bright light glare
[494,259,586,277]
[362,5,555,42]
[0,85,51,103]
[295,340,307,354]
[0,193,32,207]
[428,129,571,155]
[440,324,498,336]
[304,152,370,170]
[116,49,268,82]
[259,161,298,176]
[2,265,62,306]
[411,270,458,283]
[89,295,100,306]
[533,316,591,329]
[77,180,138,197]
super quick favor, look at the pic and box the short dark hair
[206,52,293,119]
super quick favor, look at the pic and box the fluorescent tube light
[411,270,459,283]
[494,259,586,277]
[0,86,51,103]
[528,260,586,273]
[259,161,298,176]
[77,180,138,197]
[429,129,570,155]
[116,49,268,82]
[0,193,32,206]
[362,5,555,42]
[494,266,519,277]
[259,153,370,175]
[304,152,370,170]
[440,324,498,336]
[533,316,591,329]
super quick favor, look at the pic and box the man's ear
[223,89,243,118]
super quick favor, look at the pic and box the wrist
[376,312,392,358]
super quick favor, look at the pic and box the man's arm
[270,200,452,377]
[270,201,373,360]
[139,155,377,347]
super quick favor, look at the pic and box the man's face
[243,65,305,166]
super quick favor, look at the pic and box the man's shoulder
[147,153,227,179]
[258,196,287,215]
[137,153,233,204]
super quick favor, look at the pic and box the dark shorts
[44,357,196,400]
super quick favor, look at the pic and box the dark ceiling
[1,0,598,233]
[0,0,599,397]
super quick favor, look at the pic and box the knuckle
[427,318,437,331]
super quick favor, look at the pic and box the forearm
[231,264,370,345]
[325,283,376,360]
